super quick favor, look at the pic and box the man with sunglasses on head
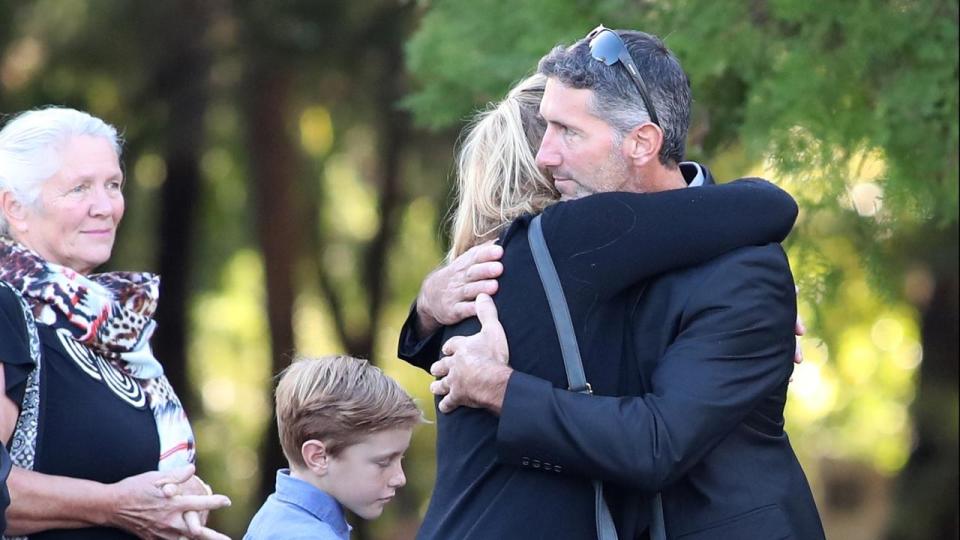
[403,26,824,540]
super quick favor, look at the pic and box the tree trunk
[361,7,422,533]
[152,0,212,415]
[356,27,411,363]
[245,64,302,505]
[886,223,959,540]
[307,3,413,365]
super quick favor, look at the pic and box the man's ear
[1,191,29,234]
[623,123,663,167]
[301,439,330,475]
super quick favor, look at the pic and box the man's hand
[108,465,231,540]
[430,294,512,415]
[415,242,504,337]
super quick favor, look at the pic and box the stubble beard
[580,145,633,197]
[556,141,634,200]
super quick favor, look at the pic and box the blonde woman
[445,74,557,261]
[398,71,800,538]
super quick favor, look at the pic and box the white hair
[0,106,122,236]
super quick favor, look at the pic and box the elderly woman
[0,107,230,540]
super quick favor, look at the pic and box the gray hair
[0,107,122,236]
[538,29,691,166]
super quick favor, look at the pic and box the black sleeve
[497,245,797,488]
[396,301,444,372]
[540,178,797,299]
[0,285,37,407]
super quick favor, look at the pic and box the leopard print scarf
[0,237,195,470]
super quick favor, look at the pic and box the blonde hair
[275,355,424,468]
[447,73,559,260]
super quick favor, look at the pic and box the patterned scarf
[0,237,194,470]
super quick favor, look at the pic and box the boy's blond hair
[275,355,423,468]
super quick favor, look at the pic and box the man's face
[535,78,632,200]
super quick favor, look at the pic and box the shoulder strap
[527,216,619,540]
[527,216,592,394]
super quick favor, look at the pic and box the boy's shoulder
[244,482,351,540]
[244,494,347,539]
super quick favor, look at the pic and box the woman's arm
[5,463,230,537]
[1,371,229,538]
[5,467,110,532]
[540,179,798,298]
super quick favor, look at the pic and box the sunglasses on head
[586,25,661,127]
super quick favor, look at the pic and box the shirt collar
[274,469,352,536]
[680,161,705,187]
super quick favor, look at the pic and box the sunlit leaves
[299,105,334,157]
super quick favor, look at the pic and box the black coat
[498,242,825,539]
[400,167,821,539]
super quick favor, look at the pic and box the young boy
[245,355,424,540]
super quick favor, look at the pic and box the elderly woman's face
[18,135,124,274]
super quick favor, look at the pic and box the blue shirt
[244,469,352,540]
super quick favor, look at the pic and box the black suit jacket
[497,242,825,539]
[400,165,821,539]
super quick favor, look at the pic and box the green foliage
[405,0,598,128]
[408,0,959,223]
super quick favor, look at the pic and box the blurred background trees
[1,0,956,538]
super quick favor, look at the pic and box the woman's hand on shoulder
[416,241,504,335]
[108,464,231,539]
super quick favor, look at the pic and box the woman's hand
[109,465,231,539]
[415,241,504,336]
[160,471,230,540]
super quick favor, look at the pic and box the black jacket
[399,166,820,539]
[498,242,825,539]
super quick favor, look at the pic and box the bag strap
[527,216,591,394]
[527,216,618,540]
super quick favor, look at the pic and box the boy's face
[325,427,413,519]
